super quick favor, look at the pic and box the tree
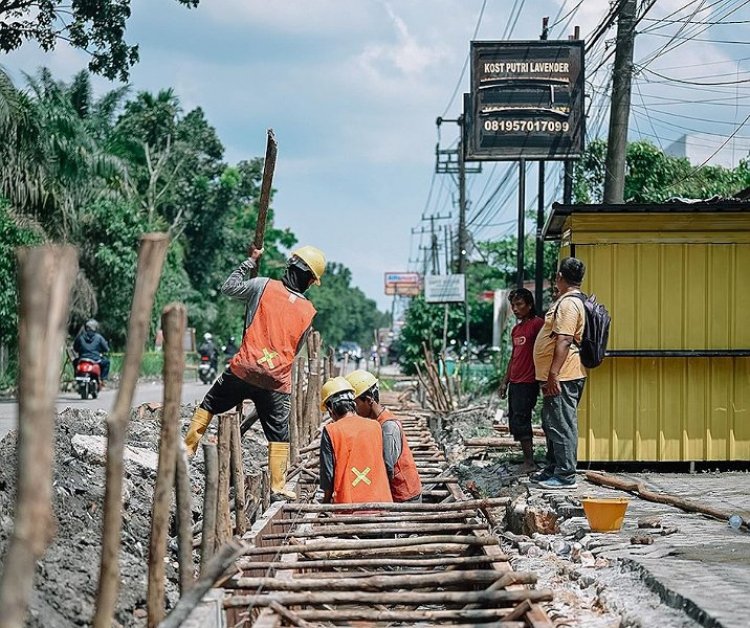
[308,263,390,350]
[0,0,200,81]
[574,138,750,204]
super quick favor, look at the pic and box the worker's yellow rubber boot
[269,441,297,501]
[184,407,213,456]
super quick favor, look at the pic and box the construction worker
[319,377,392,505]
[345,370,422,502]
[184,245,326,502]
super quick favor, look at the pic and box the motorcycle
[75,359,102,400]
[198,354,217,384]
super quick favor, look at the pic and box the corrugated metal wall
[563,214,750,462]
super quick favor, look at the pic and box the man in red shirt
[500,288,544,473]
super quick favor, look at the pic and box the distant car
[337,341,363,365]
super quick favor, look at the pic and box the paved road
[0,379,211,441]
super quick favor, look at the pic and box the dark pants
[541,378,586,481]
[508,382,539,442]
[200,369,290,442]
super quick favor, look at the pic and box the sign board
[384,272,421,296]
[466,40,584,161]
[424,274,466,304]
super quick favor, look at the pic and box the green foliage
[574,138,750,203]
[308,263,391,350]
[0,201,43,381]
[0,1,199,81]
[109,352,164,378]
[0,67,388,384]
[398,235,557,375]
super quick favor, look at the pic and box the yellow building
[543,200,750,462]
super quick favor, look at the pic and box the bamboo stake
[224,588,552,608]
[174,442,193,595]
[242,534,496,556]
[230,412,247,536]
[261,521,485,539]
[236,555,506,571]
[271,511,473,525]
[283,497,509,513]
[295,356,306,445]
[268,601,312,628]
[94,233,169,628]
[147,304,186,627]
[227,570,533,592]
[215,415,232,545]
[463,572,536,610]
[271,609,524,623]
[289,359,300,464]
[0,246,77,628]
[585,471,749,528]
[199,442,219,574]
[158,539,245,628]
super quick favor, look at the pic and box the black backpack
[555,292,611,369]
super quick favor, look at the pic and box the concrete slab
[527,472,750,627]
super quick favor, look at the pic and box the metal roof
[543,197,750,240]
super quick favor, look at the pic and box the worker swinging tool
[183,130,326,502]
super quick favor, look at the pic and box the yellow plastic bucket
[581,497,629,532]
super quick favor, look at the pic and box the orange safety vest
[325,415,392,505]
[377,409,422,502]
[229,279,315,393]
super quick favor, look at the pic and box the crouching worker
[346,370,422,502]
[184,245,326,502]
[319,377,392,505]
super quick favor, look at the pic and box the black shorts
[200,369,291,442]
[508,382,539,441]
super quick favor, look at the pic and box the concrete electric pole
[603,0,637,204]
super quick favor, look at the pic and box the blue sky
[3,0,750,310]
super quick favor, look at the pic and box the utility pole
[603,0,636,203]
[457,116,467,275]
[535,16,549,310]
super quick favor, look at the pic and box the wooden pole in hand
[0,246,77,628]
[147,304,186,627]
[94,233,169,628]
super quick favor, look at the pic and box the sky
[3,0,750,311]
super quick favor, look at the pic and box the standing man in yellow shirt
[531,257,587,489]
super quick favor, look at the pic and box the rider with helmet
[73,319,110,382]
[184,245,326,502]
[198,332,219,371]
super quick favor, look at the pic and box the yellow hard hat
[291,245,326,285]
[320,376,355,411]
[345,370,379,399]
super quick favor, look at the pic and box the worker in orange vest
[346,370,422,502]
[319,377,392,505]
[184,245,326,502]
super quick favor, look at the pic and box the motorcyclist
[223,336,239,361]
[73,319,110,383]
[198,332,219,371]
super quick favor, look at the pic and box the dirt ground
[0,404,268,627]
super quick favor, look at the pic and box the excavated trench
[428,395,705,628]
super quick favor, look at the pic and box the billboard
[466,40,584,161]
[384,272,421,296]
[424,274,465,304]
